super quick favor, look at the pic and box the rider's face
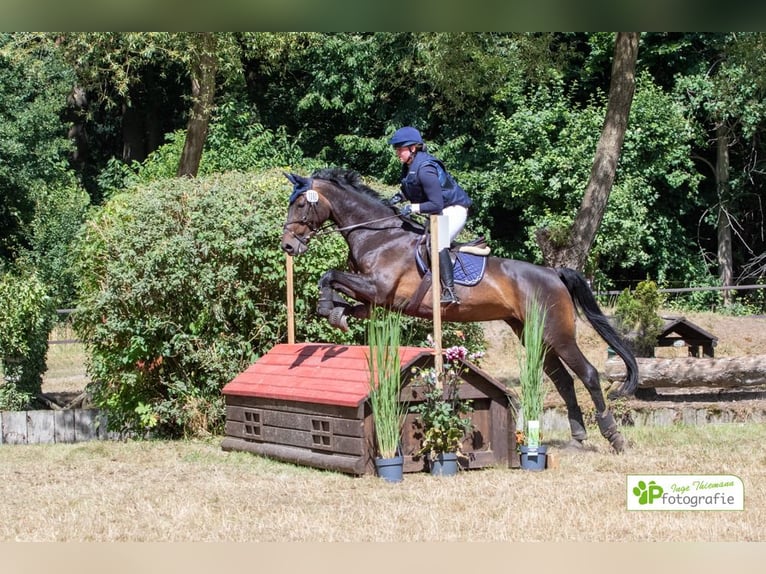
[395,145,414,164]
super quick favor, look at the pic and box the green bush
[23,183,90,308]
[0,270,56,409]
[614,278,664,357]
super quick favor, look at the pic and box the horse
[281,167,638,452]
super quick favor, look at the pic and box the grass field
[2,311,764,544]
[1,423,764,542]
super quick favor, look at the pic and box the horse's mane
[311,167,384,202]
[310,167,424,233]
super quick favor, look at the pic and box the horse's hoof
[316,303,334,317]
[564,439,585,450]
[328,307,349,332]
[609,432,628,454]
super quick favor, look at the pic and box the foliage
[72,169,354,437]
[6,32,765,294]
[0,33,77,265]
[366,307,406,459]
[614,279,665,357]
[485,71,702,281]
[19,184,91,308]
[97,102,311,199]
[0,270,56,407]
[409,345,477,457]
[516,295,549,446]
[672,34,766,287]
[0,378,31,411]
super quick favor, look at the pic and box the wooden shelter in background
[602,315,766,392]
[656,316,718,358]
[221,343,517,475]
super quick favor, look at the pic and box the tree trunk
[715,122,733,305]
[66,86,89,166]
[537,32,639,270]
[121,102,146,163]
[177,33,218,178]
[605,356,766,389]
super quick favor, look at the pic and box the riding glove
[400,204,412,216]
[386,193,404,206]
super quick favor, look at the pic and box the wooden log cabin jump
[221,343,517,475]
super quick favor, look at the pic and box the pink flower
[445,345,468,362]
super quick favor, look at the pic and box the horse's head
[281,172,332,256]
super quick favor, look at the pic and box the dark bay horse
[281,168,638,452]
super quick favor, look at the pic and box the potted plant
[516,295,550,471]
[409,345,476,476]
[366,307,407,482]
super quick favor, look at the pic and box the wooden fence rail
[0,408,114,445]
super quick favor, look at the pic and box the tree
[536,32,640,271]
[675,34,766,299]
[39,33,241,185]
[177,32,219,177]
[0,271,56,407]
[0,33,77,265]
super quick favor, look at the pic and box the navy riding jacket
[399,151,472,214]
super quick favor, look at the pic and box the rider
[386,126,472,305]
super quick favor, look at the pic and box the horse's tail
[556,267,638,397]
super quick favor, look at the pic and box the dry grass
[2,310,762,543]
[1,422,764,542]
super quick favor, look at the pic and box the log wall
[605,355,766,389]
[0,408,111,445]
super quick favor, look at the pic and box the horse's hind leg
[544,354,588,446]
[556,345,627,453]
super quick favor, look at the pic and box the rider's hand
[400,204,412,216]
[385,193,404,206]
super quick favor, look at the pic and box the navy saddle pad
[415,250,487,286]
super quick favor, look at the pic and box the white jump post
[286,253,295,344]
[430,214,448,384]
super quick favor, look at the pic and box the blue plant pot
[519,444,548,471]
[430,452,459,476]
[375,455,404,483]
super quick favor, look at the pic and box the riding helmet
[388,126,424,148]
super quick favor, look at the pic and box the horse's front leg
[317,269,381,331]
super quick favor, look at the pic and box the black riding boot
[438,249,459,304]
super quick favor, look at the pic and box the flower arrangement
[409,344,481,458]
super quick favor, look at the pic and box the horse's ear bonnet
[284,172,314,205]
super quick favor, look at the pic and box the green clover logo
[633,480,664,505]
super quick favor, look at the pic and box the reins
[329,214,403,234]
[283,203,403,245]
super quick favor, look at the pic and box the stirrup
[441,288,460,305]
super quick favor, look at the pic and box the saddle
[407,235,490,313]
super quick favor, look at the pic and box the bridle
[282,189,328,248]
[283,188,403,248]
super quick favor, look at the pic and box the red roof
[222,343,430,407]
